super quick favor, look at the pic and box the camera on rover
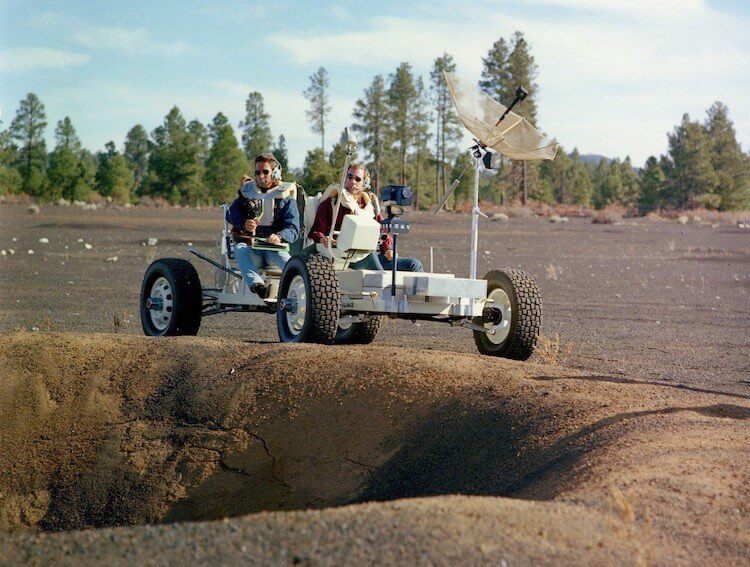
[381,185,413,207]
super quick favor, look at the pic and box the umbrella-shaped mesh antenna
[444,72,558,161]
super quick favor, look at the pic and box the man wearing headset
[309,163,422,272]
[226,153,300,297]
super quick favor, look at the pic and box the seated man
[226,153,300,296]
[308,163,386,270]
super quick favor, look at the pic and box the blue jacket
[226,183,300,244]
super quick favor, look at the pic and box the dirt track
[1,203,749,564]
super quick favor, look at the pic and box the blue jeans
[378,254,423,272]
[234,242,290,285]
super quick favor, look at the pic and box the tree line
[1,31,748,211]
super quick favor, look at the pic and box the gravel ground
[1,202,749,565]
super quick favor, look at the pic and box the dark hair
[254,153,279,168]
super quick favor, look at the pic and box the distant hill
[575,154,613,165]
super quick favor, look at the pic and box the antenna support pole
[470,149,480,280]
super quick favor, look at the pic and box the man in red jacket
[308,163,387,270]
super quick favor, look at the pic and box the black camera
[381,185,413,207]
[239,197,263,220]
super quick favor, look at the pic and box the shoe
[251,282,269,299]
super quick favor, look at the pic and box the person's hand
[320,235,337,248]
[267,233,281,245]
[384,249,394,261]
[243,219,258,234]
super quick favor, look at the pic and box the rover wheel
[473,268,541,360]
[140,258,202,337]
[277,254,340,344]
[335,314,383,344]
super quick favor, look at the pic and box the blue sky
[1,0,748,169]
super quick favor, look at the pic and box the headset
[271,163,283,182]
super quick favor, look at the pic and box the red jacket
[309,196,392,253]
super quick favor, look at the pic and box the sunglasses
[255,169,273,176]
[346,174,363,182]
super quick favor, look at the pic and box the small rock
[484,250,490,255]
[1,250,6,256]
[677,215,689,225]
[12,237,17,242]
[27,249,34,255]
[106,256,119,262]
[77,238,84,243]
[84,243,93,250]
[8,249,15,255]
[738,221,750,230]
[31,326,40,332]
[146,237,158,246]
[38,237,49,244]
[492,213,509,222]
[27,204,40,215]
[550,215,562,223]
[187,242,193,246]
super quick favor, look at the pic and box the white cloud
[269,3,750,163]
[50,79,356,169]
[0,48,90,73]
[73,25,188,55]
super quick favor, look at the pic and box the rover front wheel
[277,254,340,344]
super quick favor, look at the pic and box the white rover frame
[140,134,542,359]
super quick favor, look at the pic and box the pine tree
[272,135,289,171]
[620,157,640,206]
[239,92,272,161]
[188,119,209,164]
[300,148,334,193]
[430,53,463,204]
[46,117,84,202]
[539,144,572,204]
[148,106,205,204]
[507,32,539,204]
[205,112,247,203]
[0,123,22,195]
[592,159,625,208]
[328,129,359,173]
[95,141,134,203]
[507,32,538,124]
[352,74,389,191]
[9,92,47,196]
[569,149,593,206]
[410,77,432,209]
[667,113,718,208]
[387,62,417,185]
[124,125,148,195]
[303,67,331,151]
[638,156,666,213]
[704,102,749,210]
[74,150,97,202]
[479,39,512,103]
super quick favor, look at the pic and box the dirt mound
[1,333,749,564]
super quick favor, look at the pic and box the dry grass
[535,334,571,365]
[545,263,559,280]
[591,205,626,224]
[649,207,749,225]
